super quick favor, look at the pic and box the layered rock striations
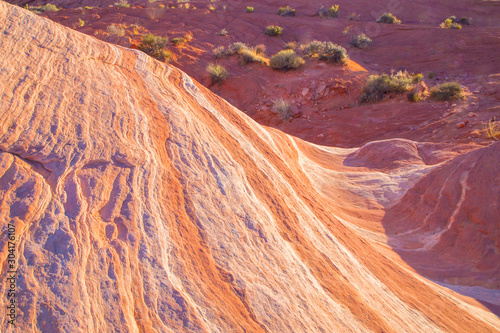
[0,2,499,332]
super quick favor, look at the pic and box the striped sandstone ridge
[0,2,499,332]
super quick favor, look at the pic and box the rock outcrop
[0,2,499,332]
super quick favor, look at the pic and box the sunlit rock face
[0,2,499,332]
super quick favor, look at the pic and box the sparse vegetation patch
[318,5,339,18]
[430,82,464,101]
[270,50,305,70]
[377,12,401,24]
[114,0,130,8]
[277,6,296,16]
[265,25,283,36]
[350,34,372,49]
[206,63,228,83]
[138,33,171,61]
[300,41,348,64]
[246,7,254,13]
[171,37,187,47]
[360,71,414,103]
[440,18,462,29]
[107,24,125,36]
[272,98,292,120]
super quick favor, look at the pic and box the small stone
[468,112,476,117]
[456,120,469,129]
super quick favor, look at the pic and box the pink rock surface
[0,2,499,332]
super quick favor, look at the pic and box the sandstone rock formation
[0,2,499,332]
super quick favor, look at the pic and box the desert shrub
[273,98,292,120]
[348,12,360,21]
[171,37,186,46]
[107,24,125,36]
[138,33,171,61]
[239,49,268,65]
[360,71,413,103]
[217,28,228,36]
[114,0,130,8]
[484,121,499,140]
[206,63,227,83]
[78,18,85,27]
[430,82,464,101]
[319,42,348,64]
[254,44,266,55]
[456,17,471,25]
[440,18,462,29]
[227,42,248,54]
[284,41,297,50]
[300,41,348,64]
[350,34,372,49]
[318,5,339,18]
[377,12,401,24]
[84,6,93,9]
[447,16,471,25]
[41,3,59,11]
[407,92,421,102]
[277,6,296,16]
[270,50,305,70]
[246,6,254,13]
[428,71,435,79]
[212,46,226,58]
[265,25,283,36]
[301,40,326,56]
[412,73,424,83]
[28,3,59,13]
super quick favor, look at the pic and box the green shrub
[207,64,227,83]
[78,18,85,27]
[212,46,226,58]
[300,41,348,64]
[28,3,59,13]
[328,5,340,17]
[318,5,339,18]
[284,41,297,50]
[265,25,283,36]
[456,17,471,25]
[171,37,186,46]
[227,42,248,54]
[217,28,228,36]
[318,42,348,64]
[114,0,130,8]
[350,34,372,49]
[272,99,292,120]
[360,71,413,103]
[41,3,59,11]
[270,50,305,70]
[377,12,401,24]
[107,24,125,36]
[428,71,435,79]
[246,6,254,13]
[440,18,462,29]
[138,33,171,61]
[277,6,296,16]
[407,92,421,102]
[239,49,268,65]
[412,73,424,83]
[430,82,464,101]
[447,16,471,25]
[301,40,326,56]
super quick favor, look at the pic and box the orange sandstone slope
[0,2,499,332]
